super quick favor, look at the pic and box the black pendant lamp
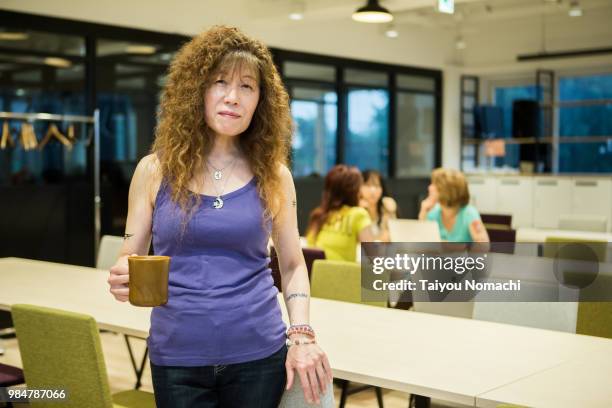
[352,0,393,23]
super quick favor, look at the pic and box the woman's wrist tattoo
[285,292,309,302]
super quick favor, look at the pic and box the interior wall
[461,6,612,70]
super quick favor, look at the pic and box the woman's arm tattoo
[285,292,309,302]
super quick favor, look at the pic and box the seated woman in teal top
[418,168,489,243]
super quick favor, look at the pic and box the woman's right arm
[107,154,161,302]
[418,195,436,221]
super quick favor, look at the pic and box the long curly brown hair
[152,25,291,224]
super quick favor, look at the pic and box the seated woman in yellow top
[306,165,374,262]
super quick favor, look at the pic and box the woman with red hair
[306,165,374,261]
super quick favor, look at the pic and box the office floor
[1,332,469,408]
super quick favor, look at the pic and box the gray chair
[96,235,125,270]
[279,375,335,408]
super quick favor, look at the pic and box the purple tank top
[148,177,286,366]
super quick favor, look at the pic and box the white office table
[517,227,612,243]
[476,351,612,408]
[2,257,612,407]
[0,257,151,337]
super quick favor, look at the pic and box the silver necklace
[207,158,236,180]
[207,159,238,209]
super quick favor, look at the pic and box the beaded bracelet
[287,324,314,332]
[286,337,317,347]
[286,324,315,339]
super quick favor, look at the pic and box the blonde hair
[431,168,470,208]
[151,25,291,224]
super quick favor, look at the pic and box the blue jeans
[150,345,287,408]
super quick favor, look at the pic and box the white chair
[96,235,125,270]
[558,214,607,233]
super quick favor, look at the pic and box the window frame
[274,48,442,179]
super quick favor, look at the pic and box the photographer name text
[372,279,522,292]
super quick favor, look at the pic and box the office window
[493,85,537,169]
[346,89,389,176]
[396,74,436,177]
[558,73,612,173]
[344,68,388,87]
[396,93,435,177]
[278,54,440,178]
[290,87,337,177]
[96,38,170,162]
[0,29,84,56]
[0,27,87,186]
[284,61,335,82]
[494,85,537,138]
[397,75,435,92]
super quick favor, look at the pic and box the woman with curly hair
[107,26,332,407]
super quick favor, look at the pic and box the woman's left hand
[469,219,489,242]
[285,342,333,405]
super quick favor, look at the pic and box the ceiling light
[126,45,157,54]
[438,0,455,14]
[385,29,399,38]
[0,32,29,41]
[384,23,398,38]
[569,1,582,17]
[455,36,466,50]
[43,57,72,68]
[289,0,305,20]
[352,0,393,23]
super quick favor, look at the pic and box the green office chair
[310,260,386,408]
[11,304,155,408]
[310,259,387,308]
[544,236,612,339]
